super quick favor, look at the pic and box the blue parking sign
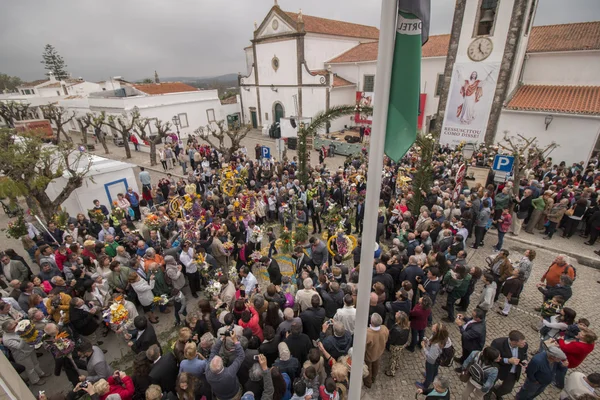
[261,146,271,159]
[492,155,514,172]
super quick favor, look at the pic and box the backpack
[437,343,456,367]
[284,292,295,309]
[468,355,493,386]
[564,264,577,281]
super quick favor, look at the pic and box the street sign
[492,155,515,172]
[275,139,284,160]
[261,146,271,159]
[494,171,508,183]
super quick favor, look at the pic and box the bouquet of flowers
[278,227,294,254]
[206,279,222,297]
[51,210,70,230]
[294,225,309,244]
[228,265,238,281]
[47,331,75,358]
[153,294,169,306]
[249,226,263,244]
[199,262,211,279]
[16,320,43,348]
[111,207,126,222]
[250,251,263,264]
[107,302,129,326]
[144,214,163,230]
[5,215,28,239]
[222,241,235,255]
[88,209,106,224]
[195,253,206,266]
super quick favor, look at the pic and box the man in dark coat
[262,256,282,286]
[147,344,178,394]
[454,308,486,367]
[69,297,101,344]
[490,331,528,399]
[317,282,344,318]
[399,256,425,295]
[355,198,365,234]
[299,295,326,341]
[284,321,312,365]
[129,316,161,354]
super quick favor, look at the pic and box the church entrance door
[274,103,284,124]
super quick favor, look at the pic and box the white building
[239,2,600,164]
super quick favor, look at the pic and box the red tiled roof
[132,82,199,95]
[506,85,600,115]
[43,82,62,88]
[328,42,378,63]
[423,34,451,57]
[332,75,355,88]
[19,79,50,88]
[310,69,328,75]
[220,96,238,105]
[284,11,379,40]
[527,21,600,53]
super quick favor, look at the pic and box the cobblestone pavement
[2,131,599,398]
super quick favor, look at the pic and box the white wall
[421,57,446,123]
[329,86,356,132]
[245,48,254,76]
[497,110,600,165]
[507,0,537,93]
[38,86,63,97]
[240,87,258,125]
[523,51,600,85]
[304,34,362,70]
[68,81,102,96]
[257,86,298,125]
[300,87,327,121]
[255,40,297,86]
[328,63,376,93]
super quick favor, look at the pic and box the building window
[435,74,444,97]
[363,75,375,92]
[147,118,158,135]
[206,109,216,122]
[474,0,499,37]
[524,0,537,36]
[178,113,189,128]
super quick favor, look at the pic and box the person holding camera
[206,330,245,400]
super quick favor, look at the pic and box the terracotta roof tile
[328,42,378,63]
[333,75,355,88]
[132,82,199,95]
[285,11,379,40]
[43,82,62,88]
[423,34,451,57]
[310,69,328,76]
[506,85,600,115]
[19,79,50,88]
[527,21,600,53]
[220,96,238,105]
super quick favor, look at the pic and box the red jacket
[54,250,69,271]
[238,306,263,341]
[558,339,595,368]
[409,304,431,331]
[101,375,135,400]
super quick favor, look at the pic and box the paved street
[1,131,599,399]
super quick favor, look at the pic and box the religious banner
[440,62,500,146]
[355,91,373,124]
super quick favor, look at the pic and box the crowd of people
[1,137,599,400]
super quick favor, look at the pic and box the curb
[486,229,600,269]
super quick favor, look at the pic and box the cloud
[1,0,598,81]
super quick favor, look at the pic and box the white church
[239,1,600,165]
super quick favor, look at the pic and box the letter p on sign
[493,155,514,173]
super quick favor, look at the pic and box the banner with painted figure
[440,62,500,146]
[355,91,374,124]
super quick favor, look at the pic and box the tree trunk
[149,141,157,166]
[59,126,72,143]
[99,137,109,154]
[121,133,132,159]
[80,127,88,146]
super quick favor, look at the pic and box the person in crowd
[489,330,528,399]
[516,347,568,399]
[384,311,410,377]
[454,308,486,366]
[560,372,600,400]
[459,346,501,399]
[416,322,451,390]
[363,313,389,389]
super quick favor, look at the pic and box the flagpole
[348,0,398,399]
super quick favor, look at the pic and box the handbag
[508,296,520,305]
[459,369,471,383]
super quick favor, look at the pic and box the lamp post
[171,115,181,140]
[462,142,476,160]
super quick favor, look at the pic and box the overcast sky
[1,0,599,82]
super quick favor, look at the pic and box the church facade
[239,1,600,165]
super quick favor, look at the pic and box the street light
[462,142,476,160]
[171,115,181,140]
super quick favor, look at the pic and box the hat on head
[84,240,96,247]
[547,346,567,360]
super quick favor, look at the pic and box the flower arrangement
[88,209,106,224]
[111,207,126,222]
[5,215,28,239]
[51,210,70,230]
[153,294,169,306]
[206,280,222,297]
[199,262,211,279]
[144,214,163,230]
[294,225,309,244]
[228,265,238,281]
[48,331,75,358]
[250,251,263,264]
[16,320,42,348]
[249,226,263,244]
[195,253,206,266]
[107,302,129,326]
[279,227,294,254]
[222,241,235,254]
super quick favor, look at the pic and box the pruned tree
[40,103,75,144]
[41,44,69,80]
[0,73,23,92]
[80,112,110,154]
[134,117,172,166]
[105,108,144,159]
[498,131,558,197]
[194,120,251,162]
[0,101,31,127]
[76,114,92,147]
[0,128,93,222]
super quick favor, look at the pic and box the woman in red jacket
[554,326,597,389]
[407,295,432,352]
[239,302,264,341]
[93,371,135,400]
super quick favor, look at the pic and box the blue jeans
[516,378,548,400]
[423,361,439,389]
[409,328,424,350]
[496,230,506,250]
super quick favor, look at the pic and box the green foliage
[41,44,69,80]
[0,73,23,92]
[5,215,28,239]
[139,78,153,84]
[409,133,437,215]
[294,224,309,244]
